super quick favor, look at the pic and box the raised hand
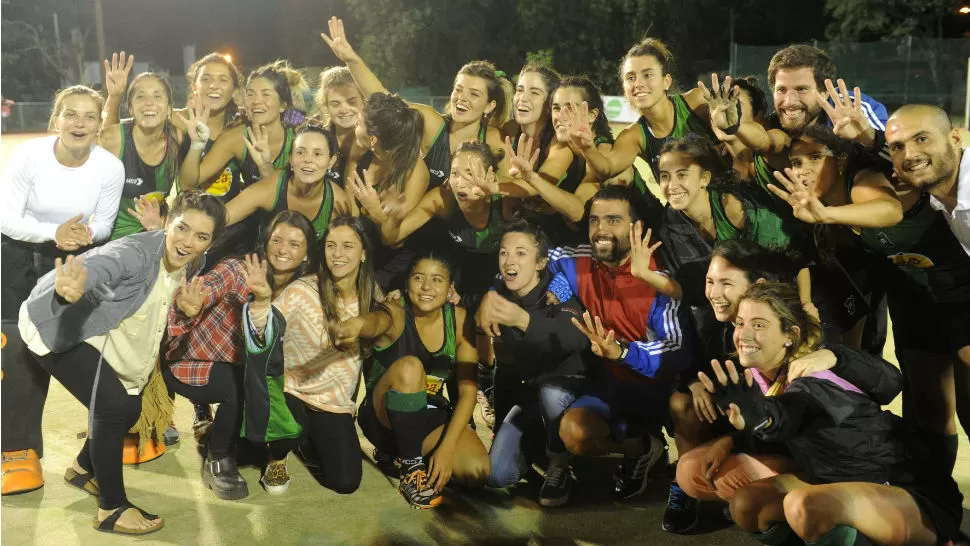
[698,73,740,131]
[176,276,208,318]
[243,253,272,302]
[243,123,273,172]
[475,291,529,337]
[564,102,595,152]
[174,99,211,143]
[320,16,360,64]
[814,78,874,144]
[629,221,662,283]
[103,51,135,98]
[128,195,164,231]
[349,169,383,217]
[697,360,755,431]
[571,311,621,360]
[54,214,92,251]
[503,134,541,180]
[465,153,505,196]
[54,256,87,303]
[768,168,830,224]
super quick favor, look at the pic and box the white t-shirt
[0,135,125,243]
[929,147,970,258]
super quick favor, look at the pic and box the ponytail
[363,93,424,193]
[453,60,512,128]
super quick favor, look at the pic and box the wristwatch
[615,340,630,361]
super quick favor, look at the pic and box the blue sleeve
[622,294,692,378]
[858,92,887,131]
[546,247,581,299]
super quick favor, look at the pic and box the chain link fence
[2,102,55,134]
[732,38,970,125]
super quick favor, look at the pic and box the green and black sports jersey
[111,120,175,239]
[444,195,505,254]
[637,94,715,179]
[270,171,335,241]
[233,126,295,193]
[856,193,970,301]
[424,120,488,190]
[709,182,802,249]
[366,298,458,396]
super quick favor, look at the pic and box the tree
[824,0,962,41]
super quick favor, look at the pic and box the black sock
[385,390,428,467]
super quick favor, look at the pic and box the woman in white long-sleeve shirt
[0,85,124,496]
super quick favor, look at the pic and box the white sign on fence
[602,95,640,124]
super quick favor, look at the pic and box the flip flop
[64,467,98,496]
[92,502,164,536]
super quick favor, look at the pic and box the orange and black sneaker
[399,462,441,510]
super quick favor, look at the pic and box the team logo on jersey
[206,167,234,197]
[125,177,145,187]
[449,232,463,244]
[429,169,446,179]
[889,253,934,268]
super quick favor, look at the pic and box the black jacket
[492,270,590,383]
[732,345,916,485]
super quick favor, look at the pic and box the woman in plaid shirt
[162,211,320,500]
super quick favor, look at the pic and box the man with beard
[882,104,970,465]
[768,45,886,139]
[547,186,692,500]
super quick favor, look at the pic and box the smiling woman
[14,190,225,535]
[0,84,125,497]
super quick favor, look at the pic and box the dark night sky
[96,0,348,75]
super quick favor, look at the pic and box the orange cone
[1,449,44,495]
[122,434,165,465]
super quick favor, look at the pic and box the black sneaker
[613,434,665,499]
[202,456,249,500]
[538,462,572,507]
[662,481,699,533]
[399,462,442,510]
[193,403,213,441]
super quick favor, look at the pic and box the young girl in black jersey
[333,253,488,509]
[178,60,308,258]
[355,141,515,311]
[313,67,366,189]
[566,38,716,182]
[321,16,512,188]
[224,123,356,242]
[99,63,181,241]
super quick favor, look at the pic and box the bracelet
[720,101,744,135]
[615,340,629,361]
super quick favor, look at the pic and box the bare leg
[729,474,810,532]
[784,482,939,545]
[371,356,426,429]
[421,425,490,487]
[558,408,619,457]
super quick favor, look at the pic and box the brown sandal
[92,502,164,535]
[64,467,98,496]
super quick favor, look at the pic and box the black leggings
[1,236,65,456]
[33,343,142,510]
[268,394,362,494]
[161,363,243,459]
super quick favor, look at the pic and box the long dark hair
[186,52,243,122]
[658,133,736,186]
[557,75,612,142]
[127,73,180,187]
[318,216,379,339]
[258,211,320,295]
[518,62,561,125]
[363,92,424,193]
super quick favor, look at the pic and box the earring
[785,341,792,347]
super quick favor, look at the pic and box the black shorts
[899,483,966,545]
[888,283,970,353]
[357,392,451,456]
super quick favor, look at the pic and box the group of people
[1,16,969,545]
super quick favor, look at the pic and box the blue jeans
[488,376,584,488]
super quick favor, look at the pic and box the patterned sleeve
[168,259,249,336]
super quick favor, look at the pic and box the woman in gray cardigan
[18,190,226,536]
